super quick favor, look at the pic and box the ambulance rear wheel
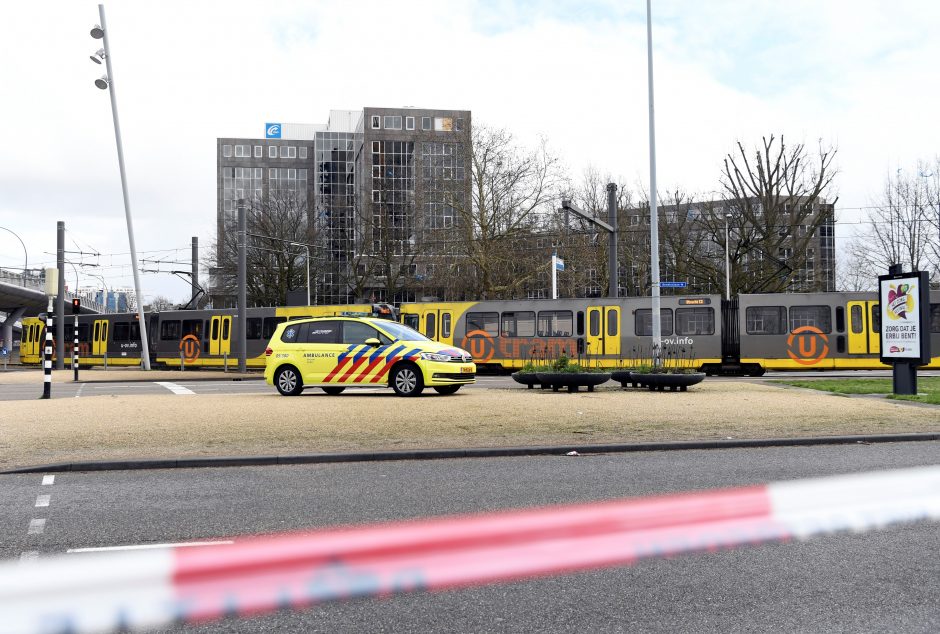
[275,366,303,396]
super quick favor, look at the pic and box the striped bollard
[73,315,79,381]
[41,312,53,399]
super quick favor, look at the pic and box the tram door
[847,301,881,355]
[415,309,454,345]
[209,315,232,356]
[92,319,109,356]
[586,306,621,357]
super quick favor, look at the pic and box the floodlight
[95,76,109,90]
[90,25,104,39]
[90,49,106,64]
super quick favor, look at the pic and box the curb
[3,432,939,474]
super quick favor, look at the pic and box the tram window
[402,314,419,331]
[246,318,263,340]
[607,309,618,336]
[537,310,573,337]
[467,312,499,336]
[745,307,787,335]
[130,323,140,341]
[930,304,940,333]
[221,319,230,340]
[501,311,535,337]
[589,310,600,337]
[426,313,436,338]
[634,309,674,336]
[850,305,864,334]
[182,319,203,337]
[93,322,100,342]
[789,305,831,334]
[113,322,131,342]
[441,313,452,338]
[78,324,90,342]
[161,320,181,340]
[676,308,715,335]
[871,304,880,333]
[835,306,845,333]
[262,317,286,339]
[577,311,584,336]
[211,319,219,340]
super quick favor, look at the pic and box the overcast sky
[1,0,938,302]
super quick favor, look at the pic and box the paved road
[3,442,937,632]
[3,370,939,401]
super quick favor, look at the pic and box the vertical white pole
[552,254,558,300]
[646,0,662,366]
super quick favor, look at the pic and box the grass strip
[775,377,940,405]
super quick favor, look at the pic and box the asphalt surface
[3,441,938,632]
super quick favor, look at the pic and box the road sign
[660,281,687,288]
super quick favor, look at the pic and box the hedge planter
[511,372,543,389]
[627,372,706,392]
[534,372,611,393]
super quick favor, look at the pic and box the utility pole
[237,200,247,373]
[191,236,199,303]
[56,221,65,370]
[607,183,619,298]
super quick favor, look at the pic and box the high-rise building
[213,107,470,307]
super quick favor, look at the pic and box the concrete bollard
[223,353,228,373]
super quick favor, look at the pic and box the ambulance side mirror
[364,338,381,347]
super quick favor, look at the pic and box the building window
[421,117,431,131]
[405,116,415,130]
[253,145,261,158]
[222,145,232,158]
[434,117,453,132]
[371,115,381,129]
[384,116,402,130]
[285,146,297,159]
[268,146,277,158]
[371,141,381,153]
[299,146,307,159]
[455,118,464,132]
[235,145,249,157]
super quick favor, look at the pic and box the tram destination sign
[878,269,931,364]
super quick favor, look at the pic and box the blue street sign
[660,281,687,288]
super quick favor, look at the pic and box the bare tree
[720,135,838,293]
[443,125,566,299]
[144,295,176,312]
[209,189,312,307]
[849,165,939,281]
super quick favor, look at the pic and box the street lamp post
[90,4,151,370]
[646,0,662,365]
[0,226,28,275]
[724,213,732,301]
[289,242,311,306]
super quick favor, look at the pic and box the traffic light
[71,298,81,315]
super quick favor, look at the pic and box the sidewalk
[0,367,262,383]
[1,380,938,472]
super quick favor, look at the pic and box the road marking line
[35,495,50,508]
[27,519,45,535]
[75,383,86,398]
[67,540,234,554]
[154,382,195,395]
[18,551,38,564]
[41,475,54,486]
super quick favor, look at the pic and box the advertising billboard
[878,270,931,365]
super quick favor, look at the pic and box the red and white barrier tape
[2,465,939,634]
